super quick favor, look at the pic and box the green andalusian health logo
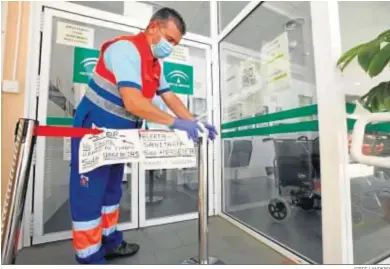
[73,47,100,84]
[163,62,193,95]
[79,57,98,76]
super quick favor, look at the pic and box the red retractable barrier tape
[34,126,103,138]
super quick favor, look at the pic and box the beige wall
[1,2,30,207]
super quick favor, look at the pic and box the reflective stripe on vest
[84,85,139,122]
[91,72,120,98]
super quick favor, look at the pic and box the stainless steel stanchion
[182,137,225,265]
[1,119,37,265]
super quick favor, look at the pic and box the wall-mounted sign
[166,45,190,63]
[56,21,94,49]
[72,47,100,84]
[163,62,194,95]
[261,32,291,91]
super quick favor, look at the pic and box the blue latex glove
[171,119,203,141]
[202,121,218,141]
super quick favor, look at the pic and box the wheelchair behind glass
[264,136,322,223]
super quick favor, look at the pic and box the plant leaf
[337,43,366,70]
[378,29,390,42]
[384,96,390,112]
[368,43,390,77]
[361,81,390,112]
[358,41,380,72]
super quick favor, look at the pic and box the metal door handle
[350,112,390,169]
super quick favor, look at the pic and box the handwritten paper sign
[140,131,197,170]
[79,129,197,174]
[79,129,142,174]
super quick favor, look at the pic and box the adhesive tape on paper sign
[197,122,208,138]
[174,130,195,147]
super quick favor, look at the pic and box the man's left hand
[201,121,218,141]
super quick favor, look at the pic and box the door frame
[32,8,141,245]
[138,39,214,228]
[23,2,216,247]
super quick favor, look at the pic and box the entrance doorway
[30,7,214,245]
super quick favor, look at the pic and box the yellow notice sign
[56,21,94,49]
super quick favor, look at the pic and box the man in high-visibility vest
[70,7,217,264]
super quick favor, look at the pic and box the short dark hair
[149,7,186,35]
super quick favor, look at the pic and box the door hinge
[29,213,34,236]
[35,76,40,97]
[39,11,44,32]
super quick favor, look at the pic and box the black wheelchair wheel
[267,197,291,223]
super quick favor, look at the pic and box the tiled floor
[16,217,287,265]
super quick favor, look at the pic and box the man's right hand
[171,119,203,142]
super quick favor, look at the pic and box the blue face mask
[151,35,174,59]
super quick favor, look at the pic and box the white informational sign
[261,32,291,92]
[63,137,71,161]
[79,129,196,174]
[166,45,190,63]
[140,131,196,170]
[79,130,143,174]
[240,60,260,89]
[56,22,94,49]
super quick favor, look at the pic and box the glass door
[337,1,390,263]
[218,2,323,263]
[139,41,214,227]
[33,8,140,244]
[347,113,390,263]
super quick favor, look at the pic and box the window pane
[218,1,250,33]
[144,1,211,37]
[69,1,124,15]
[220,2,322,263]
[339,1,390,264]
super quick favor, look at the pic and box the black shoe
[105,241,140,260]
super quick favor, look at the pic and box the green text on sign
[163,62,193,95]
[73,47,100,84]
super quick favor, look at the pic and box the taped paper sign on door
[79,129,196,173]
[56,22,94,49]
[140,131,196,170]
[79,129,143,174]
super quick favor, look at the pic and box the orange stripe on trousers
[72,225,102,250]
[102,209,119,229]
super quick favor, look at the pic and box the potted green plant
[337,29,390,113]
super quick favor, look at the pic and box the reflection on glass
[348,132,390,263]
[145,168,198,220]
[220,2,322,263]
[144,45,208,220]
[43,17,133,234]
[338,1,390,263]
[218,1,250,32]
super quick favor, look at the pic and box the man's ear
[148,21,158,33]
